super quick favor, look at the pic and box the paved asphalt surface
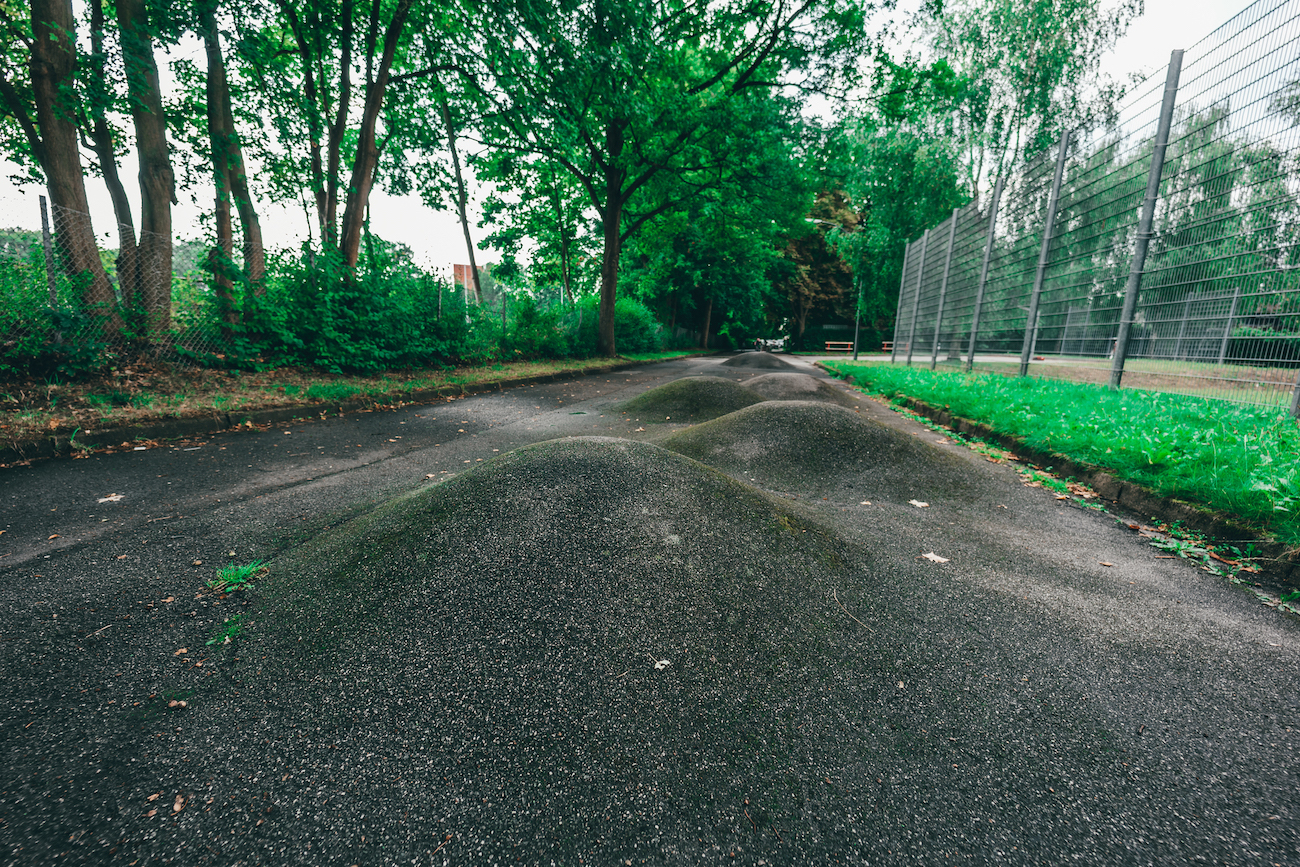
[1,353,1297,866]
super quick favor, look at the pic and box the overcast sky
[0,0,1254,276]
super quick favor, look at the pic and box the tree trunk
[441,95,480,302]
[116,0,175,340]
[201,0,236,333]
[338,0,413,271]
[29,0,115,316]
[324,0,353,243]
[699,296,713,349]
[201,0,266,296]
[87,2,137,325]
[598,120,627,357]
[277,0,328,240]
[547,165,573,304]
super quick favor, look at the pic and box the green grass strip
[826,362,1300,547]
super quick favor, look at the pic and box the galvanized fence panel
[891,0,1300,412]
[926,201,988,368]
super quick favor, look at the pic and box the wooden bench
[881,341,894,353]
[824,341,853,353]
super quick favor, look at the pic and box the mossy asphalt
[1,353,1297,865]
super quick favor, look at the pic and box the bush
[569,294,663,355]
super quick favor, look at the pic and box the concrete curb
[0,356,691,466]
[826,367,1298,586]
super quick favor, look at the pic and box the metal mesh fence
[891,0,1300,412]
[1,200,228,372]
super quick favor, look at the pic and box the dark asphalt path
[1,354,1298,866]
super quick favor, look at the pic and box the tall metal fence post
[39,195,57,305]
[1291,369,1300,419]
[966,177,1004,373]
[904,230,931,366]
[1110,49,1184,390]
[1019,130,1071,377]
[930,208,960,370]
[1216,283,1241,366]
[889,241,911,363]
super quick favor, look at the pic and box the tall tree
[920,0,1140,190]
[115,0,176,337]
[0,0,116,318]
[457,0,872,355]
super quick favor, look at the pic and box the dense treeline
[0,0,1140,374]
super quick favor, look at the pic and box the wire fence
[1,199,230,370]
[891,0,1300,413]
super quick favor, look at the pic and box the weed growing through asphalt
[206,614,245,646]
[828,362,1300,546]
[206,560,265,593]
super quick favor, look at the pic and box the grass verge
[825,362,1300,548]
[0,353,702,446]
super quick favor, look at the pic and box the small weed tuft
[206,560,265,593]
[206,614,245,646]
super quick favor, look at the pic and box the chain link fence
[891,0,1300,412]
[1,198,229,374]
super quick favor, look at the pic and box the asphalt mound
[615,375,764,422]
[661,400,975,501]
[719,351,797,370]
[744,371,862,407]
[181,437,890,862]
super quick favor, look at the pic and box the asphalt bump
[743,372,862,407]
[661,400,975,501]
[615,375,764,422]
[718,351,797,370]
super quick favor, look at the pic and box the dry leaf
[97,494,124,503]
[47,534,59,540]
[116,555,128,560]
[921,552,950,563]
[191,560,202,566]
[172,795,186,813]
[173,648,187,655]
[145,809,157,818]
[908,500,929,508]
[1100,562,1113,567]
[147,793,160,802]
[859,501,871,505]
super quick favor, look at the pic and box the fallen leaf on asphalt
[168,700,187,708]
[191,560,202,566]
[116,555,128,560]
[920,552,950,563]
[425,474,436,479]
[48,534,59,540]
[173,648,187,656]
[1100,562,1113,567]
[654,659,670,670]
[97,494,124,503]
[172,795,186,813]
[1056,495,1070,500]
[147,793,160,802]
[859,501,871,505]
[908,500,929,508]
[161,596,174,603]
[145,809,157,818]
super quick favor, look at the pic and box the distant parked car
[756,337,787,352]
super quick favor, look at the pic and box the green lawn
[825,361,1300,547]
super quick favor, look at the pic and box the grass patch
[206,614,245,646]
[826,362,1300,546]
[0,355,677,449]
[206,560,266,593]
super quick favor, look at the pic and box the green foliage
[207,560,265,593]
[569,295,664,356]
[828,362,1300,546]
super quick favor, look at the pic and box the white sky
[0,0,1255,274]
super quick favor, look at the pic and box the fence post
[966,177,1004,373]
[1291,369,1300,419]
[904,230,930,366]
[930,208,960,370]
[1110,49,1184,389]
[889,241,910,363]
[1216,283,1241,366]
[39,195,58,305]
[1018,130,1071,377]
